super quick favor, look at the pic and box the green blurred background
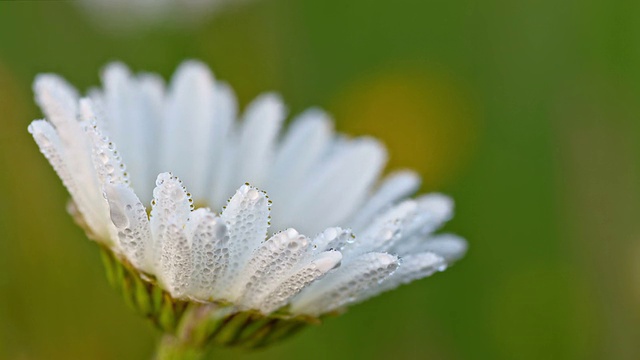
[1,1,639,359]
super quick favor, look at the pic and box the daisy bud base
[99,245,315,353]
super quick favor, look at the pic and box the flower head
[28,61,467,349]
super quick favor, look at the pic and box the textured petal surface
[216,184,270,299]
[256,250,342,313]
[374,252,446,295]
[150,172,193,271]
[233,229,309,304]
[187,208,230,300]
[104,183,152,271]
[290,252,399,316]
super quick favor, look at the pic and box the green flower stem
[155,334,207,360]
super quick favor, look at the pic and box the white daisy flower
[28,61,467,349]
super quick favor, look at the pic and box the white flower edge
[28,61,467,317]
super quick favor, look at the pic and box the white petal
[208,129,239,210]
[28,120,105,234]
[257,250,342,313]
[233,93,285,187]
[29,120,79,203]
[150,172,193,269]
[266,109,332,227]
[162,61,216,197]
[348,170,421,232]
[186,208,230,300]
[269,108,332,185]
[310,227,354,254]
[216,184,270,299]
[101,63,136,148]
[134,73,165,199]
[234,229,310,306]
[390,194,455,254]
[159,222,192,298]
[373,252,446,295]
[346,200,417,257]
[100,64,165,203]
[286,137,387,235]
[205,82,237,207]
[411,233,468,262]
[33,76,110,239]
[33,74,79,129]
[290,252,398,316]
[148,173,195,294]
[85,118,129,186]
[416,193,454,231]
[104,183,152,272]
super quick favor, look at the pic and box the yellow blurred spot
[331,66,478,189]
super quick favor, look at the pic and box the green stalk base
[99,245,316,354]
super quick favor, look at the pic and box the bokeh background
[1,1,639,359]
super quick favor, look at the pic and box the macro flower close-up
[4,1,634,359]
[27,61,466,357]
